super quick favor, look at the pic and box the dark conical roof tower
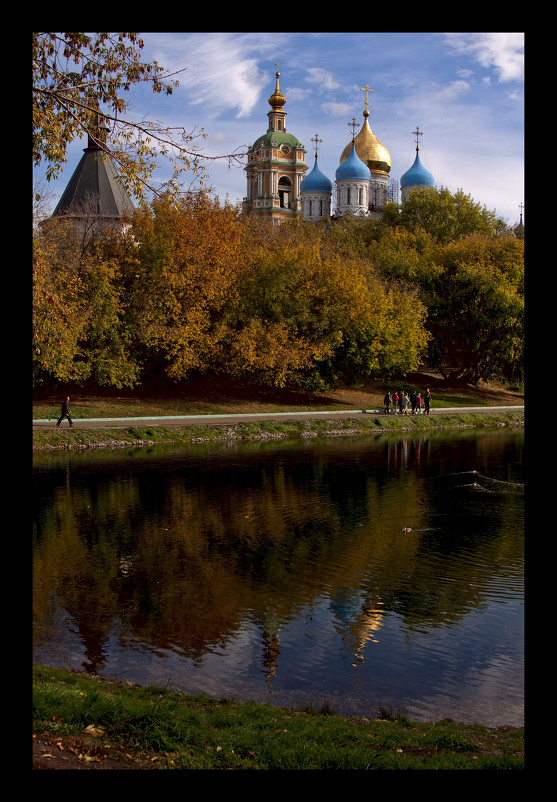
[52,113,134,227]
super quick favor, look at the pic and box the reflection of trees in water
[32,432,523,674]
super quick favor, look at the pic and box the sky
[35,32,525,226]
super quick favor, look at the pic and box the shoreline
[33,408,524,452]
[32,665,524,769]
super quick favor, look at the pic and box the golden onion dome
[340,109,391,175]
[268,67,286,109]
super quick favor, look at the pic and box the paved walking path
[33,406,524,429]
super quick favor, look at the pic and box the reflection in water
[33,428,524,726]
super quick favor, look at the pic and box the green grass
[32,410,524,452]
[33,665,524,770]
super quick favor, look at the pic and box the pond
[32,426,524,727]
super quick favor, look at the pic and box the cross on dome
[348,117,360,141]
[311,133,323,159]
[412,126,423,151]
[360,84,374,111]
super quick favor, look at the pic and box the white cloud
[444,33,524,83]
[434,79,471,101]
[145,33,288,119]
[286,87,312,103]
[321,101,353,118]
[305,68,341,90]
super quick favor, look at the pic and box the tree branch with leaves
[33,32,246,203]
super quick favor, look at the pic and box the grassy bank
[32,409,524,451]
[33,665,524,770]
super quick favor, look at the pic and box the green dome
[251,130,303,151]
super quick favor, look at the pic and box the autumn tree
[219,220,430,390]
[220,228,343,388]
[363,225,440,291]
[33,220,139,388]
[427,234,524,384]
[326,191,524,388]
[33,224,89,385]
[122,192,245,381]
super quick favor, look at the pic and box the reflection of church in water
[243,64,436,223]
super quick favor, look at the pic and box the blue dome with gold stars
[335,143,371,180]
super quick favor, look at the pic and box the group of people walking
[383,389,431,415]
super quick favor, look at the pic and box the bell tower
[243,64,307,221]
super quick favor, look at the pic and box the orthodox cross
[348,117,360,141]
[412,126,423,151]
[360,84,374,111]
[311,133,323,159]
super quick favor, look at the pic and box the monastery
[242,65,435,223]
[51,66,436,231]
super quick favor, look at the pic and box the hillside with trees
[33,187,524,393]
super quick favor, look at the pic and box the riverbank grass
[32,409,524,451]
[33,665,524,770]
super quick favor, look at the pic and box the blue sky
[36,32,525,225]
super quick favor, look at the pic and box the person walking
[402,391,409,415]
[398,391,404,415]
[384,391,392,414]
[410,390,417,414]
[392,391,398,414]
[424,388,432,415]
[416,392,422,414]
[56,396,73,427]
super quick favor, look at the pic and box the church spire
[340,84,391,175]
[267,62,287,134]
[87,111,110,151]
[268,62,286,110]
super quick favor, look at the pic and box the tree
[220,233,342,388]
[33,224,90,385]
[220,221,430,390]
[364,226,441,290]
[427,234,524,384]
[33,220,139,388]
[33,32,243,202]
[383,186,500,245]
[122,192,245,380]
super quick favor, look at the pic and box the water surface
[33,427,524,726]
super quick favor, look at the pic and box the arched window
[278,176,291,209]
